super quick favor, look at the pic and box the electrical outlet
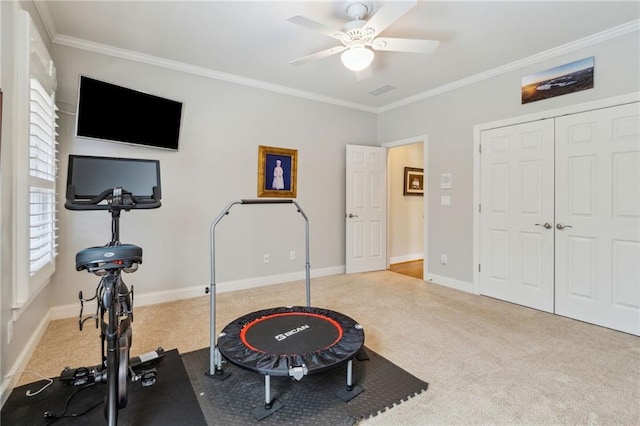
[289,251,296,261]
[263,254,270,263]
[440,254,448,265]
[7,320,13,343]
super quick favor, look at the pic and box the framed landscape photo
[521,56,594,104]
[257,145,298,198]
[403,167,424,196]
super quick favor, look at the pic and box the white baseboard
[1,309,52,407]
[389,253,423,265]
[424,273,473,293]
[50,265,345,320]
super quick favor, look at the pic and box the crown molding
[32,0,58,44]
[51,33,378,114]
[378,19,640,113]
[36,0,638,116]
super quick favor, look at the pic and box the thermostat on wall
[440,173,452,189]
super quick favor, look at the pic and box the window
[12,10,58,310]
[29,78,58,275]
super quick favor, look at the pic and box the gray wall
[49,44,378,307]
[378,32,640,284]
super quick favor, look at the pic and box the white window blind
[12,10,59,310]
[28,78,58,276]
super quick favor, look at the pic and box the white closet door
[555,102,640,335]
[480,120,555,312]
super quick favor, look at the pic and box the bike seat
[76,244,142,274]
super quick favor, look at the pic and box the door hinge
[478,264,481,272]
[479,144,482,154]
[478,203,481,213]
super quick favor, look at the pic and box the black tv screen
[67,155,161,200]
[75,76,183,151]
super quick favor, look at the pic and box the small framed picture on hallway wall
[403,167,424,196]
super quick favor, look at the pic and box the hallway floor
[388,259,423,279]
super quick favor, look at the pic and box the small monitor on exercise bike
[66,155,161,210]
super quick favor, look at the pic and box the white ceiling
[36,1,640,112]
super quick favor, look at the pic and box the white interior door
[479,120,555,312]
[345,144,387,273]
[555,102,640,335]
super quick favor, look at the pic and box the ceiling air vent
[368,85,396,96]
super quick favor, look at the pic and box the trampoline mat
[218,306,364,376]
[182,346,428,425]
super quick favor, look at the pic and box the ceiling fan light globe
[341,47,374,71]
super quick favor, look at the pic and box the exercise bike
[62,155,164,425]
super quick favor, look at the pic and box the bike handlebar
[65,186,162,211]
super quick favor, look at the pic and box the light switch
[441,195,451,206]
[440,173,452,189]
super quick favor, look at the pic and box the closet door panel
[480,120,555,312]
[555,102,640,336]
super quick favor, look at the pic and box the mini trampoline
[218,306,364,377]
[207,200,365,419]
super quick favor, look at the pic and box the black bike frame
[65,155,161,425]
[101,208,131,425]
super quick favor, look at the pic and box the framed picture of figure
[257,145,298,198]
[403,167,424,196]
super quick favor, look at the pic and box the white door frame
[473,92,640,294]
[381,134,429,278]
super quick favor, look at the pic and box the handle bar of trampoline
[240,199,293,204]
[241,199,310,221]
[208,199,311,376]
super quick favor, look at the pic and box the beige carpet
[18,271,640,424]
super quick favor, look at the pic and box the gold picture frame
[257,145,298,198]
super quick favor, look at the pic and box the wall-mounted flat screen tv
[75,75,183,151]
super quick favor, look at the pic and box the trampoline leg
[251,374,284,420]
[336,359,364,402]
[346,359,354,391]
[205,346,230,380]
[264,374,272,410]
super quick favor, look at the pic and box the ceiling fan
[288,0,439,72]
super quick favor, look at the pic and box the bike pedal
[140,368,157,387]
[60,366,97,386]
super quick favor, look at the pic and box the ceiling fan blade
[362,0,417,38]
[371,37,439,54]
[290,45,347,66]
[287,15,346,40]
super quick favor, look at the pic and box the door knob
[535,222,552,229]
[556,223,573,230]
[347,213,359,218]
